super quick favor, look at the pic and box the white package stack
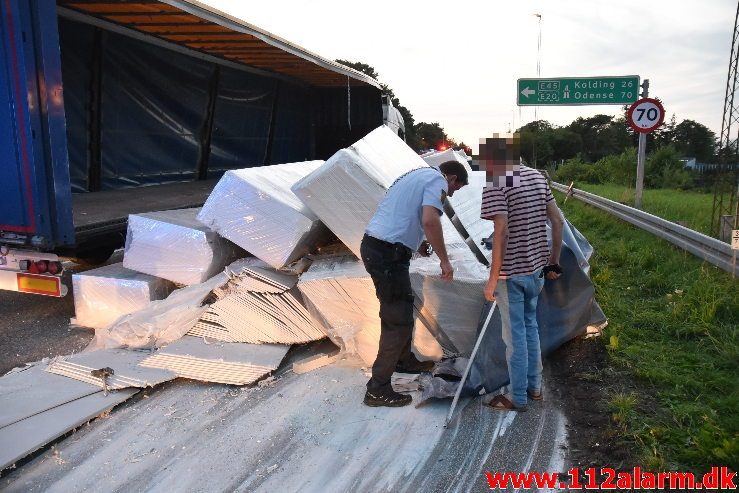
[408,217,489,356]
[123,208,244,285]
[421,148,473,175]
[292,126,428,258]
[297,256,444,366]
[197,161,330,269]
[446,171,492,262]
[72,263,174,329]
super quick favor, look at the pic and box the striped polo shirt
[480,166,555,277]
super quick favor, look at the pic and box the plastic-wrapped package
[408,222,489,357]
[292,126,428,258]
[197,161,331,269]
[421,148,473,175]
[72,263,175,330]
[297,256,444,366]
[445,171,491,263]
[86,259,255,350]
[123,208,245,285]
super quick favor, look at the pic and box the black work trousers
[360,234,419,391]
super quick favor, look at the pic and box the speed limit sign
[627,98,665,133]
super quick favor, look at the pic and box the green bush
[593,148,637,185]
[552,157,599,184]
[646,145,694,189]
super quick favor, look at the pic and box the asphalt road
[2,364,568,493]
[1,253,571,491]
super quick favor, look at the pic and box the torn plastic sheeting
[123,208,245,286]
[197,161,331,269]
[72,263,175,330]
[87,259,255,351]
[292,126,428,258]
[416,373,460,407]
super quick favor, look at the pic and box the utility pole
[533,13,541,168]
[635,79,649,209]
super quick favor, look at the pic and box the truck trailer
[1,0,399,296]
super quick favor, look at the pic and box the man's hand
[484,278,496,301]
[417,240,432,257]
[543,263,563,280]
[440,259,454,281]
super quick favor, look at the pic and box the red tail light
[34,260,48,274]
[47,261,63,275]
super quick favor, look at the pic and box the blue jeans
[495,271,545,406]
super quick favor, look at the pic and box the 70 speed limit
[627,98,665,133]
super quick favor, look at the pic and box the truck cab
[382,94,406,141]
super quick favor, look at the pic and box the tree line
[336,60,724,189]
[520,114,722,190]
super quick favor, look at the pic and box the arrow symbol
[521,87,536,97]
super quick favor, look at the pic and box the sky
[202,0,734,152]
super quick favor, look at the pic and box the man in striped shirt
[479,135,564,411]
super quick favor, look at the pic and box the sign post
[517,76,640,106]
[626,84,665,209]
[732,229,739,279]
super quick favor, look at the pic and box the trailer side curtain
[58,18,316,192]
[58,20,93,193]
[206,66,274,177]
[100,30,211,189]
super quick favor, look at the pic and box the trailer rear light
[47,261,63,275]
[19,260,31,271]
[34,260,49,274]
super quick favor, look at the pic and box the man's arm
[484,214,508,301]
[421,205,453,281]
[545,200,564,280]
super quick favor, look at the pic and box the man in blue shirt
[361,160,468,407]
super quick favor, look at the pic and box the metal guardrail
[551,182,738,277]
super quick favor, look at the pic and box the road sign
[627,98,665,133]
[732,229,739,250]
[517,76,639,106]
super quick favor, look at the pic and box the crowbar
[444,301,497,427]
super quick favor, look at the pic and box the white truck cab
[382,94,406,141]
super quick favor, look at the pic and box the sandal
[527,389,543,401]
[488,394,528,412]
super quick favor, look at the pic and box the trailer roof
[56,0,381,89]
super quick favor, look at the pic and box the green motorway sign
[517,76,640,106]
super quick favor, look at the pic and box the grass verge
[573,183,715,236]
[554,190,738,472]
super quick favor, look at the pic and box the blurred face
[477,133,521,187]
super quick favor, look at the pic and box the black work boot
[363,386,412,407]
[396,355,435,374]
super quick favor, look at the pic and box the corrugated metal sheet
[56,0,379,88]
